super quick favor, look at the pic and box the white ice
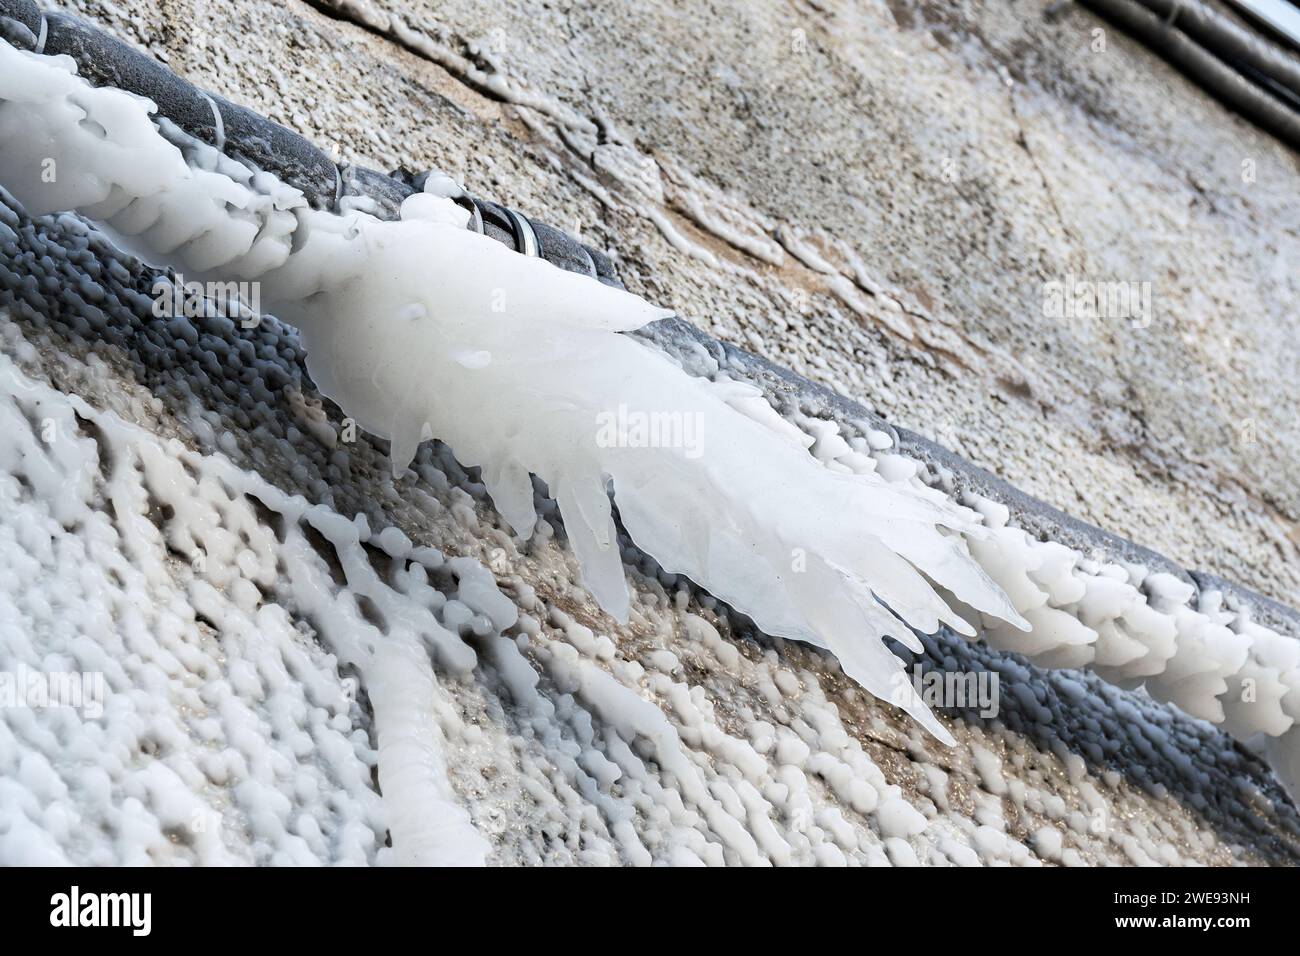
[3,38,1296,804]
[0,40,1025,745]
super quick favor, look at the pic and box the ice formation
[954,503,1300,798]
[0,337,489,864]
[713,392,1300,800]
[0,40,1025,744]
[0,36,1297,805]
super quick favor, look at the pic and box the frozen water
[0,41,1025,745]
[0,33,1298,864]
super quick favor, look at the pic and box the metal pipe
[1131,0,1300,99]
[1079,0,1300,148]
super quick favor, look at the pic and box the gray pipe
[1080,0,1300,149]
[1131,0,1300,100]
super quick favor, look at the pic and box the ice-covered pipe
[0,38,1031,744]
[0,1,620,286]
[3,24,1299,800]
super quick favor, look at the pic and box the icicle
[0,39,1037,747]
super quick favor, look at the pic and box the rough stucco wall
[8,0,1298,865]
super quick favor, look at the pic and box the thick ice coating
[3,36,1299,804]
[0,41,1030,743]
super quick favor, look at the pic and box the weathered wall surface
[2,0,1296,865]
